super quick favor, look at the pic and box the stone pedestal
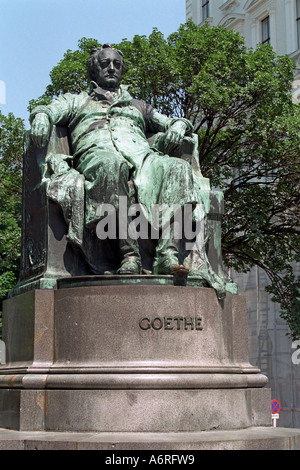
[0,281,271,434]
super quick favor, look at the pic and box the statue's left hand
[163,121,187,154]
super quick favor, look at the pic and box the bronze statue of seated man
[30,44,226,298]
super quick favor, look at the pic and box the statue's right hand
[30,113,51,148]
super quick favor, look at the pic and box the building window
[297,0,300,49]
[202,0,210,21]
[261,16,270,44]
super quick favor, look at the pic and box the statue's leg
[136,156,198,275]
[117,239,141,274]
[79,151,142,274]
[152,229,180,275]
[114,162,141,275]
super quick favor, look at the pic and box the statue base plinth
[1,426,300,450]
[0,283,270,433]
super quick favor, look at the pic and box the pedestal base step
[0,427,300,450]
[0,388,271,433]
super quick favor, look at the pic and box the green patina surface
[25,45,231,299]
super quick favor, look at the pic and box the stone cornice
[220,0,240,12]
[244,0,268,13]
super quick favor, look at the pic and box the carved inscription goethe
[139,316,203,331]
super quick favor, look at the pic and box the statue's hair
[86,43,127,81]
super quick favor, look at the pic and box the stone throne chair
[13,125,230,295]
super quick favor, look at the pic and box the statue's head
[86,44,126,90]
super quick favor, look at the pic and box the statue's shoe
[152,255,179,275]
[117,257,141,275]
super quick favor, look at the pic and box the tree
[0,112,24,336]
[121,23,300,341]
[13,21,300,340]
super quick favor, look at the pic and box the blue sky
[0,0,186,125]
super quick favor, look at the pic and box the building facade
[186,0,300,102]
[186,0,300,428]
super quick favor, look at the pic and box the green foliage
[116,23,300,340]
[117,29,182,115]
[119,23,300,341]
[0,112,24,336]
[4,22,300,340]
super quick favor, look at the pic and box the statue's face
[94,48,123,89]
